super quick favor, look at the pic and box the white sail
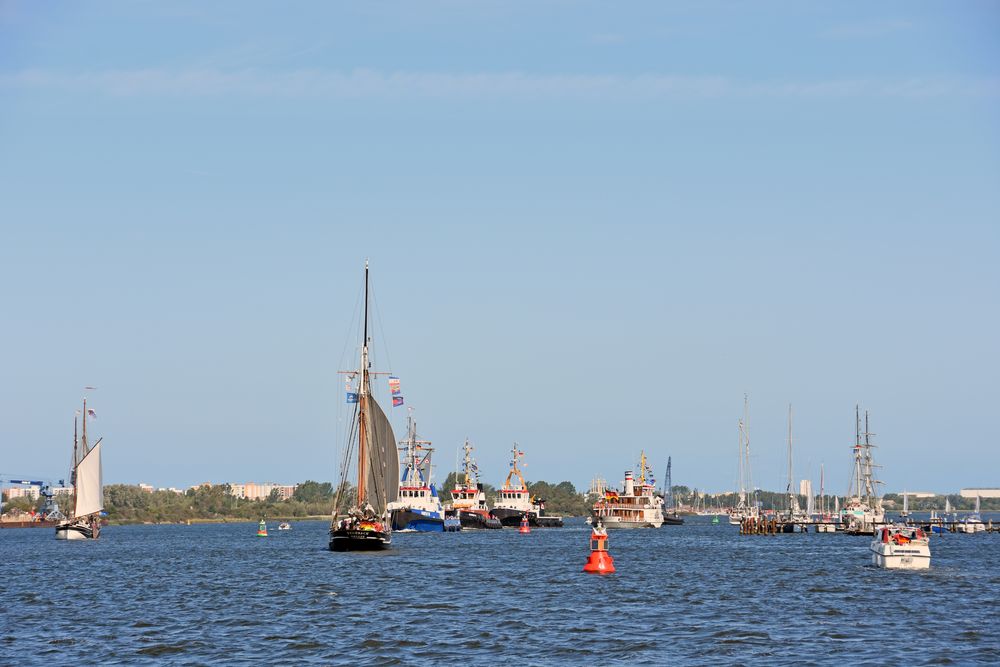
[945,497,952,513]
[74,441,103,517]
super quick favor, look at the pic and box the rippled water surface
[3,516,999,665]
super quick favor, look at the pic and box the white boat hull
[598,515,662,529]
[55,521,97,540]
[870,528,930,570]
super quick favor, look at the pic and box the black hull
[329,528,391,551]
[493,507,564,527]
[534,515,564,528]
[662,515,685,526]
[458,511,502,530]
[493,508,532,527]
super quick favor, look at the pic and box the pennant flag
[392,396,404,407]
[87,409,97,419]
[346,392,359,404]
[388,376,401,396]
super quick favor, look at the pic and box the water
[3,516,999,665]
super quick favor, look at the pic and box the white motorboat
[956,495,986,533]
[871,525,930,570]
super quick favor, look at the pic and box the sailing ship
[660,456,684,525]
[841,406,885,535]
[492,445,563,527]
[447,439,501,529]
[728,396,759,525]
[55,398,104,540]
[329,262,400,552]
[591,452,664,529]
[386,411,449,532]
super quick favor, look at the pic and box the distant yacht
[447,439,501,529]
[591,452,664,529]
[55,398,104,541]
[728,396,759,526]
[956,495,986,534]
[387,411,449,532]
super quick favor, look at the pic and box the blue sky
[1,2,998,496]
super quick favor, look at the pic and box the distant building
[138,483,154,493]
[229,482,297,501]
[894,491,936,498]
[799,480,812,498]
[960,488,1000,499]
[2,486,40,500]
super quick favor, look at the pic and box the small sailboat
[55,398,104,541]
[257,519,268,537]
[329,262,400,552]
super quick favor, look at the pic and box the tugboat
[591,451,664,528]
[871,524,930,569]
[386,411,449,532]
[329,262,400,552]
[492,445,563,527]
[55,396,104,541]
[447,439,501,529]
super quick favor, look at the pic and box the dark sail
[363,396,399,515]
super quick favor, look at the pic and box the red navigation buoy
[583,521,615,574]
[519,514,531,534]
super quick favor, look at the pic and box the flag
[346,392,359,404]
[84,386,97,390]
[388,376,401,396]
[392,396,404,407]
[87,408,97,419]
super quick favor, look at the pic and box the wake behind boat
[55,397,104,541]
[329,262,400,552]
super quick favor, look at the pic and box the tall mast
[357,260,370,504]
[71,413,79,491]
[786,404,793,512]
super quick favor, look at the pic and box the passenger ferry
[591,452,664,529]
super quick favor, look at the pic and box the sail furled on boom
[74,441,104,518]
[363,396,399,514]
